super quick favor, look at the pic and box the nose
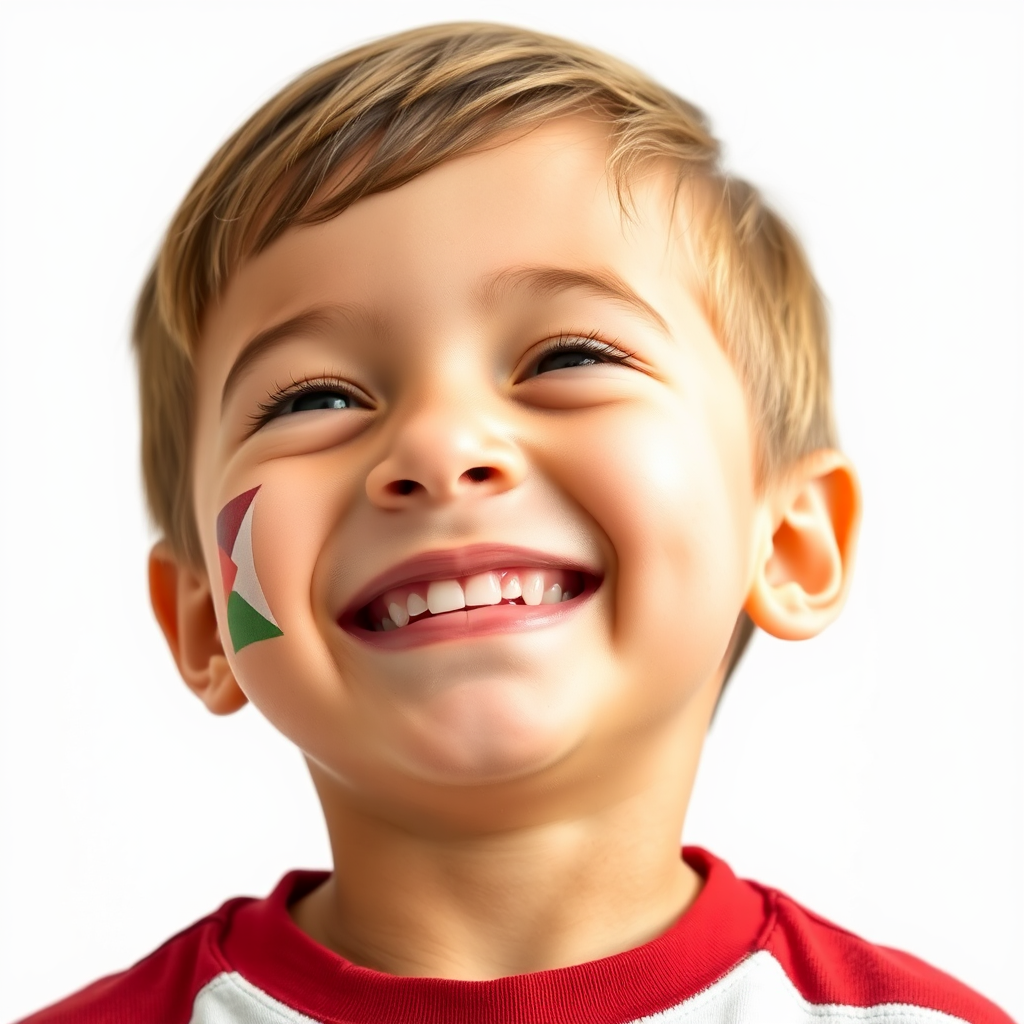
[365,401,527,510]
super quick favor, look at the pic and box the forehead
[198,116,693,369]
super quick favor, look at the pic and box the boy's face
[190,117,760,818]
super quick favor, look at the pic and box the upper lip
[338,543,602,621]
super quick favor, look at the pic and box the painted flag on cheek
[216,486,283,652]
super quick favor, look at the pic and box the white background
[0,1,1021,1020]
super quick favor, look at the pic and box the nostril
[463,466,495,483]
[390,479,420,496]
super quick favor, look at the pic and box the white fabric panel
[635,952,969,1024]
[190,973,319,1024]
[188,955,971,1024]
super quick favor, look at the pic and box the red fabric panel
[15,902,237,1024]
[761,890,1015,1024]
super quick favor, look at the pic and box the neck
[291,700,714,980]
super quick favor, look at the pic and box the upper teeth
[366,568,581,630]
[387,601,410,628]
[521,572,544,605]
[427,579,467,614]
[463,572,501,607]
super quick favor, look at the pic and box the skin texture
[149,116,860,979]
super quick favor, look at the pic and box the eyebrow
[220,307,355,413]
[482,265,671,336]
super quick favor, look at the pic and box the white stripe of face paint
[230,498,279,626]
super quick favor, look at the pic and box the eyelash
[525,333,636,375]
[248,376,366,432]
[246,334,635,432]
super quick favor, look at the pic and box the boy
[20,22,1013,1024]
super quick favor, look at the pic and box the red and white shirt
[19,849,1014,1024]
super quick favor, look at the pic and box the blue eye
[288,390,360,413]
[533,350,602,374]
[527,336,632,377]
[249,378,369,433]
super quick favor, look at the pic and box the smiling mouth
[357,567,588,632]
[337,545,601,647]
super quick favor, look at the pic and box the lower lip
[341,582,598,650]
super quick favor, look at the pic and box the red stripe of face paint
[219,547,238,599]
[216,485,260,554]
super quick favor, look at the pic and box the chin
[391,677,589,785]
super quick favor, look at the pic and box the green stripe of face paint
[227,590,284,652]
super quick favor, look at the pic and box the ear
[744,450,861,641]
[148,541,248,715]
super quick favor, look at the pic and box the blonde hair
[135,23,836,678]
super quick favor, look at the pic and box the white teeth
[374,570,581,629]
[388,602,410,628]
[427,579,466,614]
[464,572,501,607]
[521,572,544,606]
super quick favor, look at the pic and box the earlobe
[744,450,861,641]
[148,541,249,715]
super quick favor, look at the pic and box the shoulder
[750,880,1015,1024]
[14,897,246,1024]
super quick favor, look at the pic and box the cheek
[213,470,348,729]
[559,401,753,692]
